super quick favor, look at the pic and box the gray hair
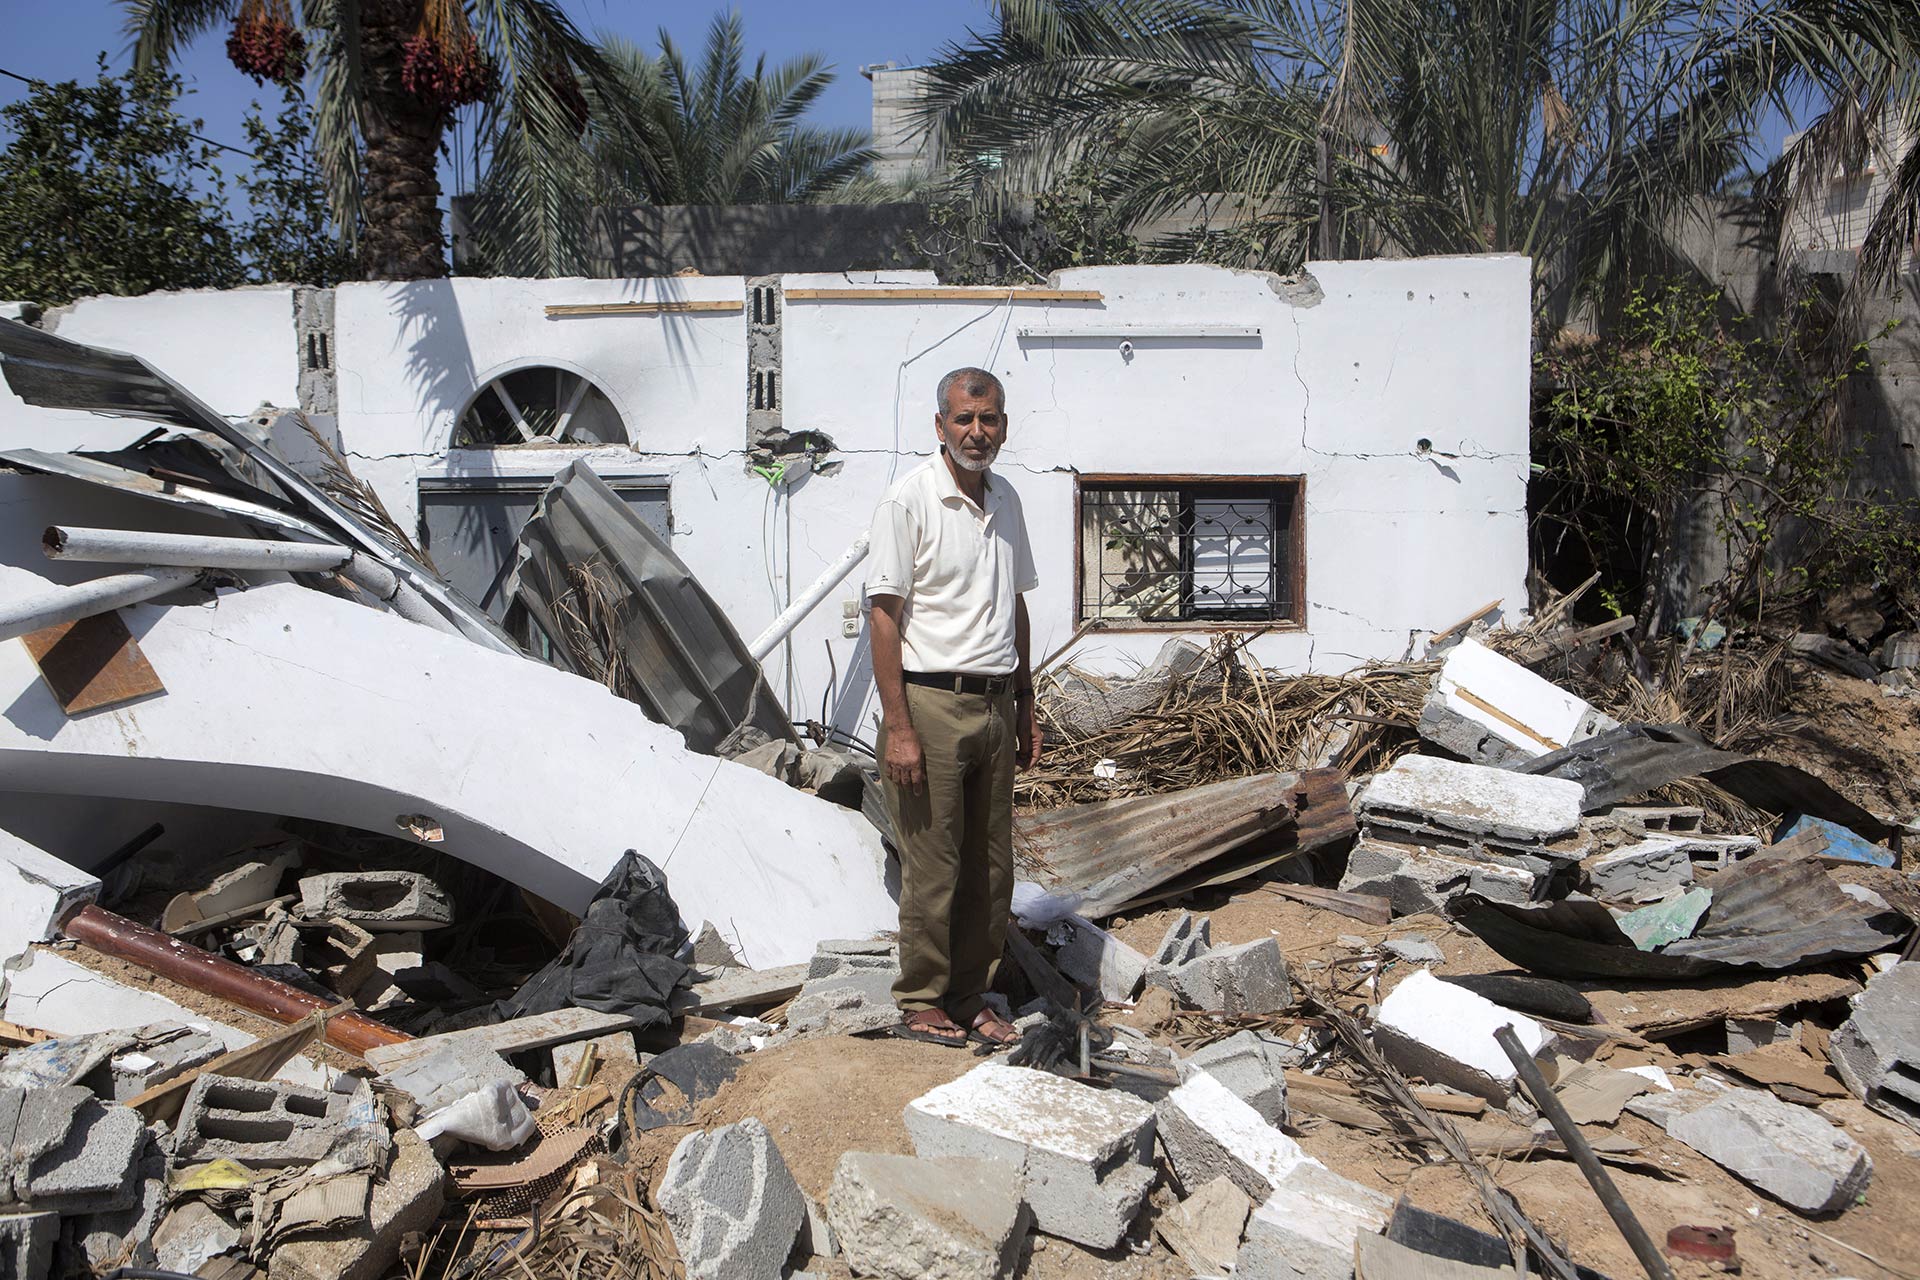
[936,367,1005,416]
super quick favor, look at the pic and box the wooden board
[671,963,809,1014]
[784,287,1104,302]
[1582,970,1860,1037]
[544,300,743,317]
[21,611,165,714]
[364,1006,643,1075]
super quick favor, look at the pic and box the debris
[677,963,810,1015]
[127,1003,341,1124]
[367,1006,643,1076]
[1047,915,1149,1001]
[267,1129,445,1280]
[1666,1224,1738,1265]
[825,1152,1030,1280]
[296,870,453,931]
[783,966,904,1038]
[1663,850,1909,967]
[1354,1231,1518,1279]
[1257,880,1394,925]
[552,1030,643,1085]
[1338,840,1542,916]
[1373,971,1553,1103]
[1155,1176,1251,1274]
[175,1074,373,1168]
[414,1078,537,1150]
[905,1061,1156,1248]
[1616,888,1713,950]
[1830,961,1920,1133]
[1666,1089,1872,1214]
[1156,1070,1314,1199]
[1773,814,1899,868]
[1236,1162,1392,1280]
[1382,934,1444,965]
[1152,937,1290,1015]
[1150,910,1210,970]
[658,1117,806,1280]
[622,1043,743,1131]
[1357,755,1584,844]
[1421,635,1616,762]
[1436,973,1593,1023]
[1552,1061,1654,1125]
[807,936,898,980]
[0,1086,143,1213]
[0,830,99,968]
[1583,839,1696,903]
[152,1200,243,1275]
[376,1040,527,1115]
[1179,1029,1293,1125]
[1726,1017,1800,1054]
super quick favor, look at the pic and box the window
[455,367,626,447]
[1077,476,1303,626]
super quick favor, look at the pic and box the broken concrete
[1236,1163,1393,1280]
[175,1073,358,1168]
[551,1031,642,1085]
[1383,934,1444,965]
[268,1130,444,1280]
[1153,938,1289,1015]
[784,966,904,1039]
[1373,970,1552,1103]
[1666,1089,1872,1215]
[154,1200,244,1276]
[1337,839,1540,916]
[1830,961,1920,1134]
[1178,1030,1292,1126]
[1156,1072,1313,1199]
[0,1209,57,1280]
[1726,1018,1800,1055]
[0,830,98,970]
[826,1152,1030,1280]
[807,937,898,981]
[1160,1176,1250,1275]
[67,1137,166,1271]
[1049,915,1149,1002]
[297,870,453,931]
[377,1039,526,1115]
[1152,912,1211,968]
[905,1061,1155,1249]
[658,1117,806,1280]
[1356,755,1584,843]
[1583,839,1696,903]
[106,1028,225,1102]
[1425,636,1616,760]
[192,840,300,917]
[2,1087,143,1213]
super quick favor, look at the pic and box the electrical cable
[2,64,266,162]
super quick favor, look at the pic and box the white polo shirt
[863,454,1039,676]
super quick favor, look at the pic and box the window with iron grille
[1077,477,1303,626]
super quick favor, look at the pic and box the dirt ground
[1758,665,1920,820]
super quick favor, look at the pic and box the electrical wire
[1,64,264,162]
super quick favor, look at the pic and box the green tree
[125,0,627,279]
[0,59,240,305]
[235,82,357,284]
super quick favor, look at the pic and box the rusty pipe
[62,904,410,1058]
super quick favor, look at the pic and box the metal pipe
[62,904,410,1058]
[0,567,202,643]
[1493,1024,1675,1280]
[748,532,869,661]
[44,526,352,573]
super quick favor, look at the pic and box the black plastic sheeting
[503,460,796,756]
[489,850,691,1030]
[1518,723,1892,843]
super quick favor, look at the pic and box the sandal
[967,1008,1019,1047]
[891,1009,969,1048]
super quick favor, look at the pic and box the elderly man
[864,366,1040,1048]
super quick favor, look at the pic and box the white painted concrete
[1435,636,1615,756]
[0,829,98,968]
[1357,753,1585,841]
[0,565,898,968]
[48,286,300,417]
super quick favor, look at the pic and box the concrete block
[1726,1019,1800,1055]
[377,1039,526,1114]
[193,841,300,916]
[785,966,903,1038]
[1162,1177,1251,1274]
[175,1073,356,1168]
[1383,934,1444,965]
[69,1137,166,1271]
[108,1028,225,1102]
[1428,636,1616,760]
[154,1201,244,1275]
[658,1117,806,1280]
[1356,755,1584,842]
[1583,839,1695,903]
[1338,839,1541,916]
[1608,806,1705,836]
[1158,938,1289,1015]
[807,937,898,981]
[1178,1030,1293,1126]
[1152,912,1211,966]
[0,1210,58,1280]
[905,1061,1156,1249]
[826,1152,1029,1280]
[296,871,453,931]
[1417,698,1536,768]
[10,1087,142,1212]
[552,1031,641,1086]
[1049,915,1149,1002]
[1831,962,1920,1133]
[799,1192,837,1259]
[1236,1164,1392,1280]
[0,829,98,968]
[1667,1089,1872,1215]
[1373,970,1552,1103]
[1156,1072,1312,1200]
[268,1129,445,1280]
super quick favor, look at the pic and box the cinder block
[1667,1089,1871,1215]
[267,1129,445,1280]
[905,1062,1155,1249]
[1583,839,1695,903]
[1356,755,1584,842]
[1156,1072,1312,1200]
[9,1087,142,1213]
[1158,938,1289,1014]
[658,1117,805,1280]
[826,1153,1029,1280]
[785,967,903,1038]
[1372,970,1551,1103]
[1831,962,1920,1134]
[296,871,452,931]
[1608,806,1705,836]
[1236,1164,1392,1280]
[175,1074,356,1168]
[1179,1030,1293,1126]
[68,1137,166,1271]
[1152,912,1210,966]
[807,938,898,981]
[1338,839,1541,916]
[0,1210,58,1280]
[1049,916,1149,1002]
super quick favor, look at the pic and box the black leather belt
[904,670,1016,696]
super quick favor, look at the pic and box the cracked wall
[5,259,1531,741]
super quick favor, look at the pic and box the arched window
[455,367,626,447]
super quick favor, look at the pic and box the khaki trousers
[880,683,1015,1020]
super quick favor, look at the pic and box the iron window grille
[1077,477,1303,626]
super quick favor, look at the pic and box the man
[864,366,1040,1048]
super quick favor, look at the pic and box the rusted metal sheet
[1457,896,1725,981]
[1519,723,1890,842]
[1664,849,1908,966]
[1016,767,1355,918]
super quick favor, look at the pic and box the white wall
[5,260,1532,743]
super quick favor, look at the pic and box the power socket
[841,618,860,638]
[840,598,859,619]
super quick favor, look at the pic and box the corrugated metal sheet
[1664,849,1908,966]
[1016,767,1355,918]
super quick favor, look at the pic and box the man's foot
[891,1008,969,1048]
[967,1008,1019,1047]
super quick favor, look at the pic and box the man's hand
[886,724,927,792]
[1016,694,1042,771]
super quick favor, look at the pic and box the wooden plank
[1258,882,1393,926]
[0,1019,53,1047]
[544,300,743,317]
[784,287,1104,302]
[1453,686,1563,751]
[671,963,809,1014]
[21,611,165,714]
[1427,598,1502,646]
[364,1007,643,1075]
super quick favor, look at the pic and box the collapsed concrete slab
[1178,1030,1292,1126]
[1666,1090,1872,1215]
[0,576,898,968]
[905,1062,1155,1248]
[1356,755,1584,843]
[1337,839,1541,915]
[1373,970,1552,1103]
[1236,1163,1392,1280]
[826,1152,1030,1280]
[1830,962,1920,1134]
[0,830,98,971]
[658,1117,806,1280]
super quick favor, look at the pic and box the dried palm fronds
[470,1160,684,1280]
[293,411,439,571]
[548,558,643,701]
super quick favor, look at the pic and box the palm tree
[464,12,883,275]
[920,0,1917,320]
[122,0,622,279]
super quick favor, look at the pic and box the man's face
[937,386,1008,473]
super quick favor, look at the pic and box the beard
[948,441,1000,472]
